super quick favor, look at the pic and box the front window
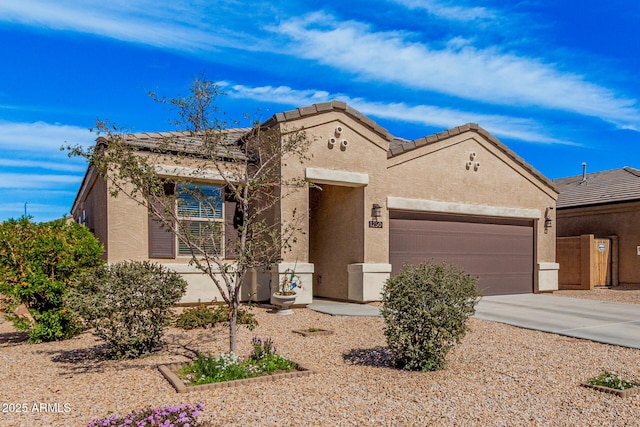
[176,183,223,256]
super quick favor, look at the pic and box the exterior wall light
[371,203,382,219]
[369,203,383,228]
[544,206,554,233]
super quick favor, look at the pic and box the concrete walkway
[309,294,640,349]
[308,299,382,317]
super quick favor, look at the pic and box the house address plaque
[369,221,383,228]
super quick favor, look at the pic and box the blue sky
[1,0,638,222]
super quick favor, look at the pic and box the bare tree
[68,78,312,352]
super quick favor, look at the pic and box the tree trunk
[229,299,238,354]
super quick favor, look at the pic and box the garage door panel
[389,216,533,296]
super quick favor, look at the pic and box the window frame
[175,183,225,258]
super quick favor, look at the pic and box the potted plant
[272,268,302,315]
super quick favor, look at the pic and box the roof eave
[387,122,558,195]
[263,100,393,141]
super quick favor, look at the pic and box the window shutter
[224,200,240,259]
[148,200,175,259]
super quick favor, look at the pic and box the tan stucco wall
[275,115,557,297]
[74,110,558,302]
[274,114,391,300]
[276,114,391,263]
[72,168,109,258]
[385,134,557,284]
[557,202,640,285]
[104,180,148,263]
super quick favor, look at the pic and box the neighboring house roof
[553,167,640,209]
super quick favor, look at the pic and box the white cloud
[0,158,86,173]
[271,13,640,130]
[0,173,82,189]
[223,83,331,106]
[0,121,93,151]
[3,2,638,131]
[226,83,574,145]
[0,0,262,54]
[389,0,496,22]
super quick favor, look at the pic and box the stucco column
[537,262,559,292]
[348,263,392,301]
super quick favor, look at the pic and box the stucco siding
[72,105,559,302]
[277,116,389,266]
[72,169,109,258]
[106,181,148,263]
[385,134,557,268]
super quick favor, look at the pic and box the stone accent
[581,382,640,398]
[292,328,334,336]
[13,304,35,325]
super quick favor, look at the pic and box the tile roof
[92,101,556,194]
[266,101,556,193]
[98,129,252,160]
[387,122,556,193]
[554,167,640,209]
[264,100,393,141]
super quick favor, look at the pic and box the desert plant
[180,337,295,386]
[67,260,187,358]
[176,305,220,330]
[249,336,276,361]
[381,262,481,371]
[0,217,104,342]
[86,402,205,427]
[587,370,640,390]
[175,304,257,330]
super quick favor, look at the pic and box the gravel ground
[1,290,640,427]
[553,285,640,305]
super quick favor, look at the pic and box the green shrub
[0,217,104,342]
[176,305,220,329]
[381,262,481,371]
[30,308,82,342]
[175,304,257,330]
[587,370,640,390]
[67,261,187,359]
[179,336,295,386]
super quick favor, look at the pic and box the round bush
[67,261,187,359]
[0,217,104,342]
[381,262,481,371]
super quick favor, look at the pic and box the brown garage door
[389,212,534,296]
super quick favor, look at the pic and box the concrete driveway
[474,294,640,349]
[310,294,640,349]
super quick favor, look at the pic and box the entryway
[309,184,364,300]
